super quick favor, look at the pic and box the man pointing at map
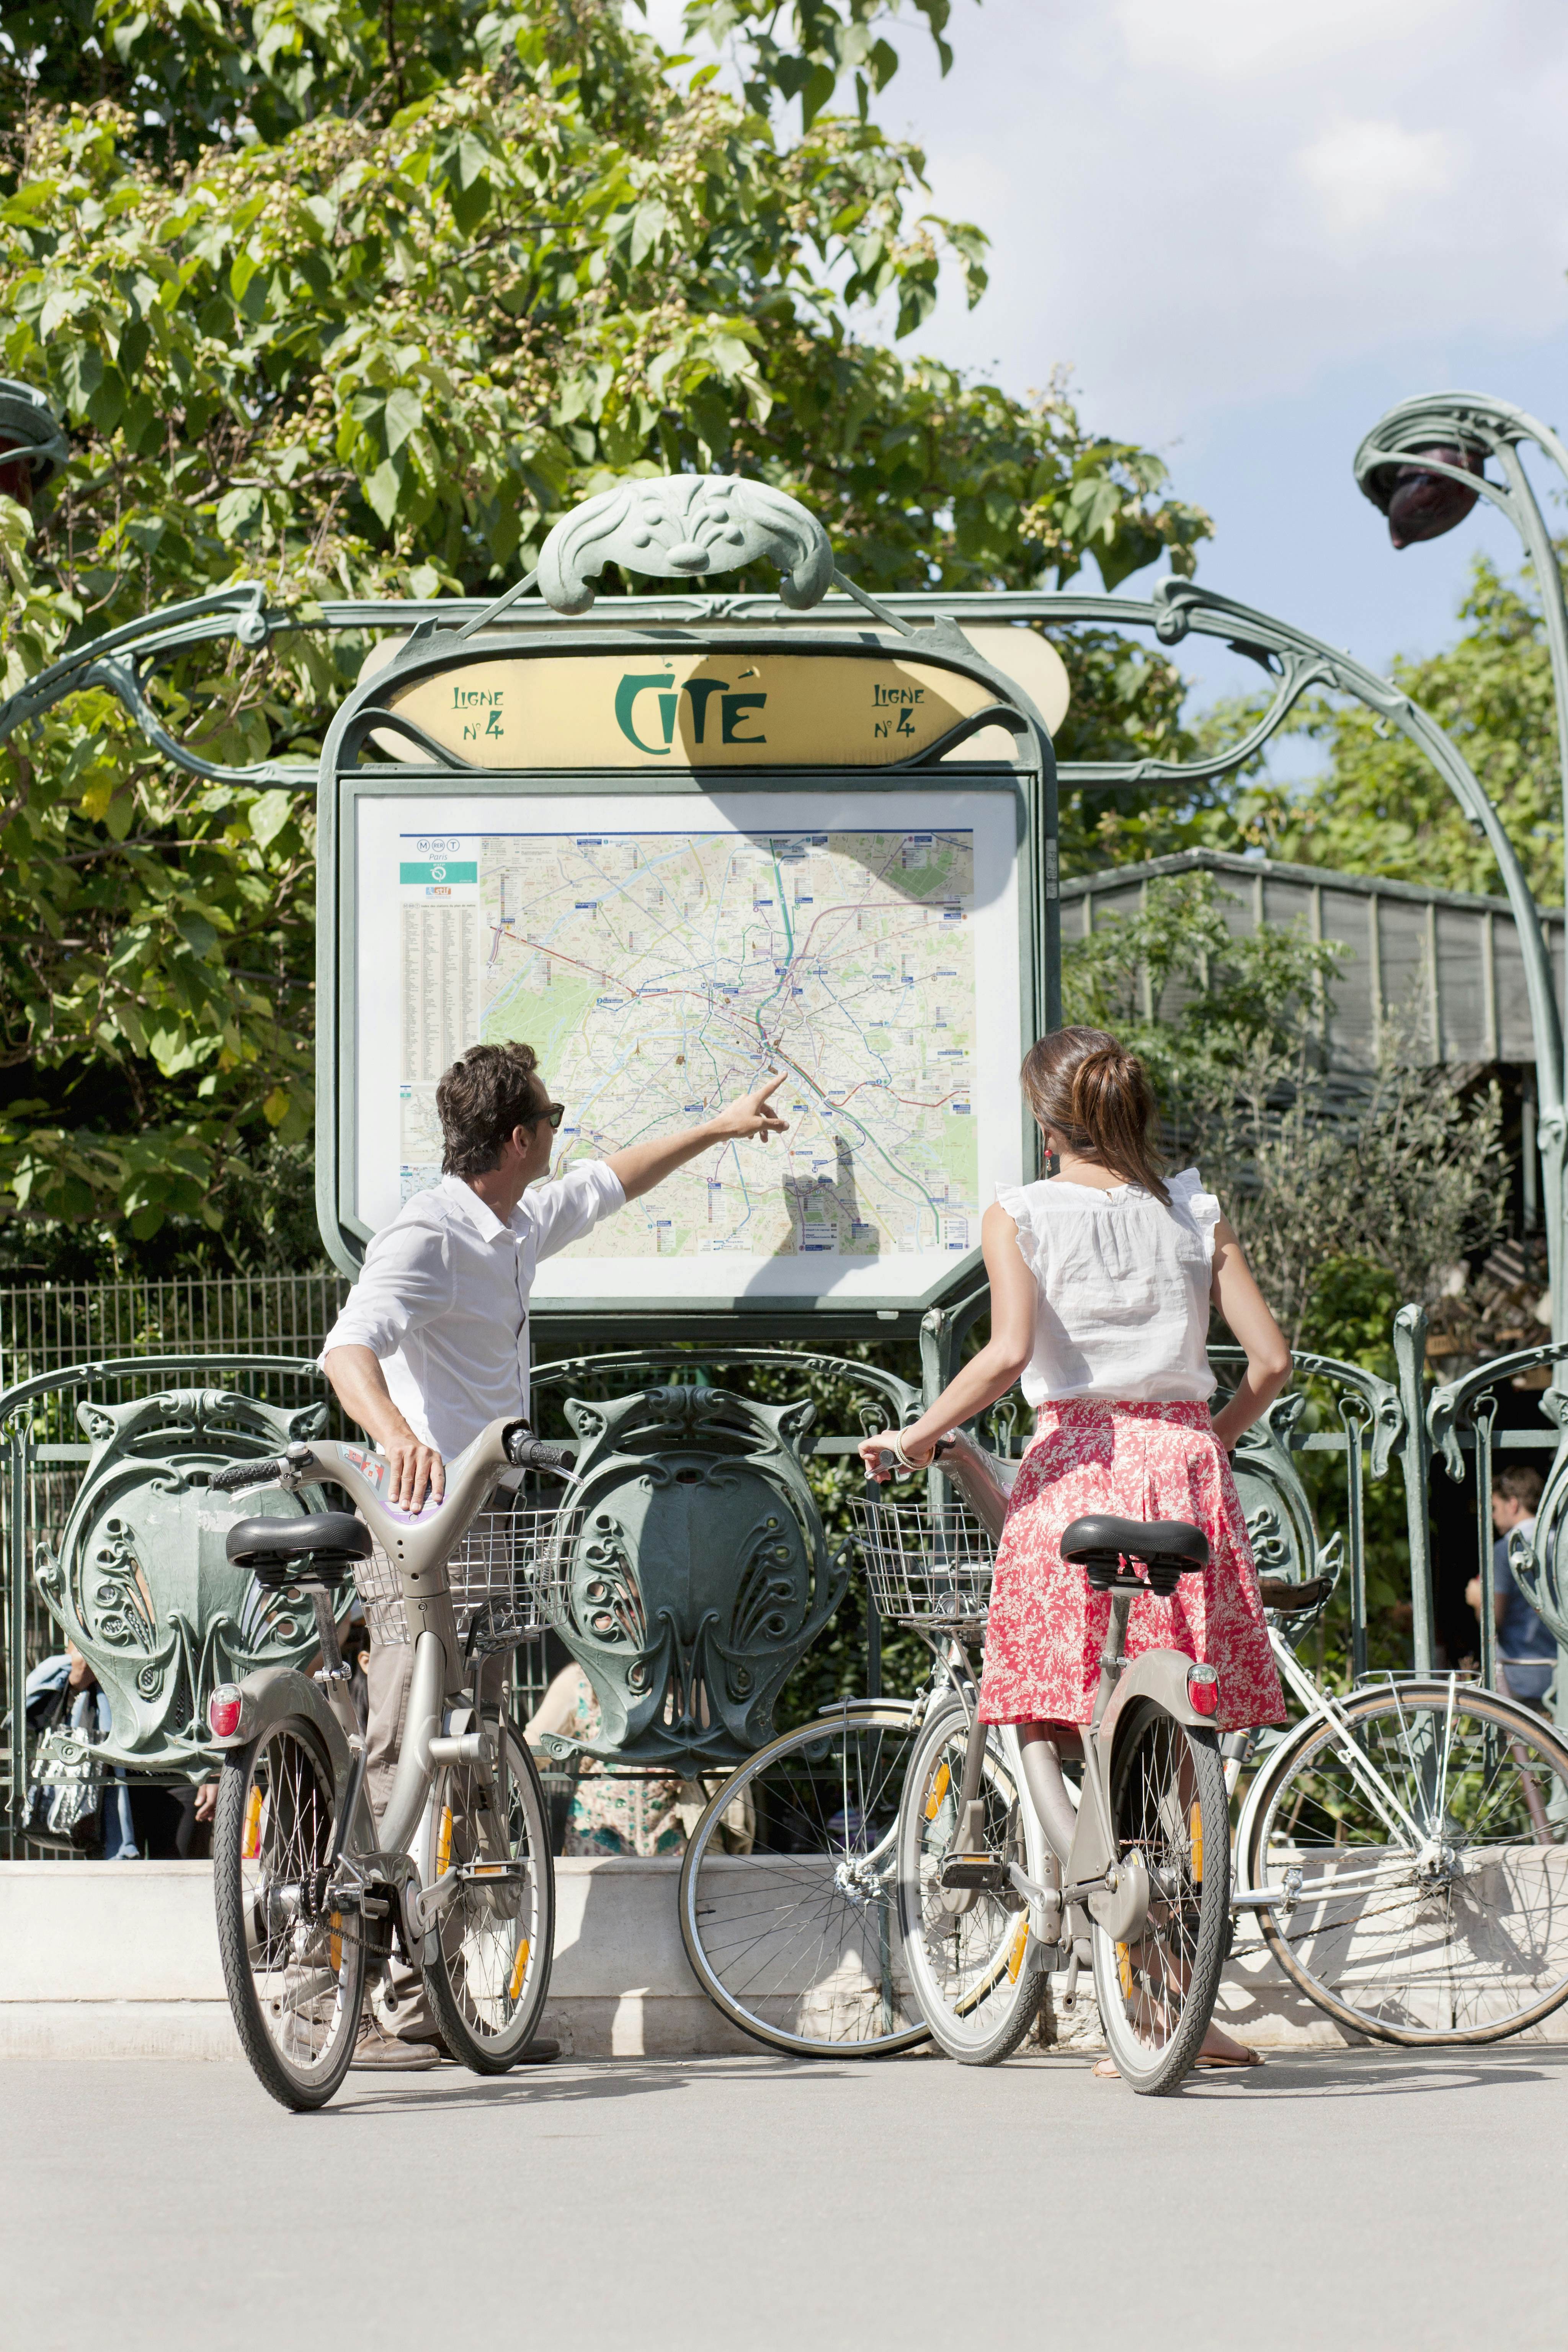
[323,1039,787,1511]
[319,1038,786,2065]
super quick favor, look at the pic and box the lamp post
[1356,393,1568,1345]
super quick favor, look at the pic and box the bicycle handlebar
[505,1429,570,1475]
[209,1456,285,1493]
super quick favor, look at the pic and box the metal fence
[0,1272,351,1393]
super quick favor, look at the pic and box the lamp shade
[0,378,69,509]
[1361,441,1485,548]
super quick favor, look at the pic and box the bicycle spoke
[1253,1687,1568,2040]
[683,1715,926,2052]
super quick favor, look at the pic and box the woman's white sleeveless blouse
[996,1168,1221,1408]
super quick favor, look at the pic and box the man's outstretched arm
[605,1072,788,1202]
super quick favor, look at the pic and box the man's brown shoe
[351,2017,441,2071]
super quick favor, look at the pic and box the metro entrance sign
[315,475,1062,1339]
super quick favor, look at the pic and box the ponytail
[1019,1027,1168,1204]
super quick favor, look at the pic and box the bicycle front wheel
[1242,1680,1568,2045]
[421,1724,555,2073]
[213,1717,367,2112]
[1090,1704,1230,2094]
[896,1698,1049,2064]
[679,1707,929,2057]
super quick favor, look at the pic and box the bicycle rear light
[1186,1666,1220,1717]
[208,1685,244,1738]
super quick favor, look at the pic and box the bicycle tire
[679,1707,930,2058]
[1241,1679,1568,2046]
[1090,1704,1230,2095]
[896,1696,1049,2064]
[213,1716,368,2113]
[421,1724,555,2073]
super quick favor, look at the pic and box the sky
[649,0,1568,715]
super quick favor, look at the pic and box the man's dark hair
[436,1042,543,1176]
[1494,1463,1544,1513]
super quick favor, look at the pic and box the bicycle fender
[1095,1651,1214,1758]
[208,1666,354,1787]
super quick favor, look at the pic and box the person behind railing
[319,1038,787,2067]
[24,1645,217,1857]
[858,1026,1293,2073]
[1466,1466,1555,1711]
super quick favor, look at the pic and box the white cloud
[879,0,1568,440]
[1112,0,1466,80]
[1296,118,1463,235]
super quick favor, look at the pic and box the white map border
[354,789,1025,1302]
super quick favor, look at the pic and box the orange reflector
[1190,1801,1204,1884]
[242,1788,263,1860]
[508,1939,531,2003]
[924,1761,952,1822]
[330,1911,343,1973]
[1117,1942,1134,2000]
[1006,1918,1029,1983]
[436,1806,452,1876]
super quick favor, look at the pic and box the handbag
[22,1678,106,1852]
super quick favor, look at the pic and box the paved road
[4,2047,1566,2351]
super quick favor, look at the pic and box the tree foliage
[1130,555,1564,905]
[0,0,1210,1271]
[1064,874,1508,1355]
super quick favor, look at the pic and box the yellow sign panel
[381,652,1003,769]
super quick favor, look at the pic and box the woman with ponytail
[859,1026,1290,2070]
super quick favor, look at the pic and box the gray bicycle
[858,1442,1232,2094]
[204,1417,576,2111]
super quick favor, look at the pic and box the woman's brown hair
[1019,1027,1168,1205]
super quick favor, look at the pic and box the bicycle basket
[354,1503,584,1655]
[849,1491,996,1628]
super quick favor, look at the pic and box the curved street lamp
[1356,392,1568,1343]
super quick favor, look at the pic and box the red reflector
[208,1688,243,1738]
[1187,1667,1220,1717]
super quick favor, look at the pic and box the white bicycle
[204,1416,576,2110]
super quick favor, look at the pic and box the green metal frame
[7,470,1568,1720]
[1354,393,1568,1345]
[313,601,1054,1333]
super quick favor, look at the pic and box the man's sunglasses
[527,1101,566,1131]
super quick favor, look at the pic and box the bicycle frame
[209,1414,534,1969]
[941,1579,1221,1964]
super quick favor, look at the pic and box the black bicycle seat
[1061,1515,1209,1595]
[226,1512,372,1587]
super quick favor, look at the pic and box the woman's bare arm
[856,1202,1036,1475]
[1208,1216,1292,1452]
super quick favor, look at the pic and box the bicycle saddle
[226,1512,371,1590]
[1061,1515,1208,1597]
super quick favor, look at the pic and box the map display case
[315,475,1062,1342]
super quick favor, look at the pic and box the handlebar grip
[511,1437,569,1474]
[209,1457,282,1493]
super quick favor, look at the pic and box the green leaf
[364,457,405,528]
[383,386,423,456]
[249,789,294,848]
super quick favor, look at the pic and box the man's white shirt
[320,1164,625,1457]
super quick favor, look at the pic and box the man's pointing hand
[706,1070,789,1145]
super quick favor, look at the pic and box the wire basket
[850,1493,996,1628]
[353,1504,584,1655]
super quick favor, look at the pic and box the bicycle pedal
[938,1852,1007,1891]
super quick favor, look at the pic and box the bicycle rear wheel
[421,1723,555,2073]
[1241,1679,1568,2044]
[213,1717,367,2112]
[897,1698,1049,2063]
[1090,1704,1230,2094]
[679,1708,929,2057]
